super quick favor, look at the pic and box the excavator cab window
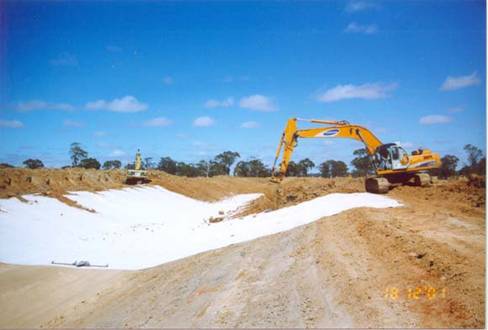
[373,144,409,170]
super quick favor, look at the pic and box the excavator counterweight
[271,118,441,193]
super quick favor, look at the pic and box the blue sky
[0,0,485,169]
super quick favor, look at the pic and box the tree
[285,159,315,177]
[475,157,486,175]
[234,159,271,177]
[144,157,155,169]
[319,161,332,178]
[23,159,44,169]
[464,144,483,168]
[112,160,122,169]
[297,158,315,176]
[79,158,101,170]
[320,160,348,178]
[286,161,300,176]
[195,160,211,177]
[158,157,177,175]
[351,148,371,177]
[248,159,271,177]
[438,155,459,179]
[213,151,240,175]
[234,161,250,177]
[332,160,348,177]
[459,144,485,176]
[175,162,200,177]
[102,160,122,170]
[208,160,228,176]
[70,142,88,167]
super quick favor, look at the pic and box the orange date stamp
[384,286,447,300]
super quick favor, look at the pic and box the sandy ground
[0,170,485,328]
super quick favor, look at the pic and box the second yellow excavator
[271,118,441,193]
[126,149,150,185]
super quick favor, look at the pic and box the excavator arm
[271,118,383,179]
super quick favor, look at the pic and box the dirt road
[0,173,484,328]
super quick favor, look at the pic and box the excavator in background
[126,149,150,185]
[271,118,441,193]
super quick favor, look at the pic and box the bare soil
[0,168,269,201]
[0,170,484,328]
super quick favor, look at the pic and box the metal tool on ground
[271,118,441,193]
[51,260,109,268]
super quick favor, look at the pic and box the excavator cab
[372,143,409,171]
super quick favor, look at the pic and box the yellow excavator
[126,149,150,184]
[271,118,441,193]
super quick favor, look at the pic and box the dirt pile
[390,177,485,218]
[0,169,364,215]
[239,177,363,216]
[0,168,126,199]
[0,168,271,200]
[146,172,270,201]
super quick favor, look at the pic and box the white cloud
[241,121,260,128]
[93,131,107,137]
[63,119,83,128]
[204,97,234,108]
[110,149,126,157]
[0,119,23,128]
[162,76,173,85]
[419,115,453,125]
[440,72,480,91]
[345,1,379,12]
[16,100,74,112]
[193,116,215,127]
[317,83,397,102]
[345,22,378,34]
[239,95,277,112]
[448,106,465,113]
[86,96,147,113]
[143,117,173,127]
[50,52,78,66]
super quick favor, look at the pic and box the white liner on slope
[0,186,401,270]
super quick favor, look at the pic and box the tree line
[6,142,485,179]
[435,144,486,178]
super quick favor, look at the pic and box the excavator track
[412,173,431,187]
[365,177,390,194]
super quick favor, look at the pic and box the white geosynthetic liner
[0,186,401,270]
